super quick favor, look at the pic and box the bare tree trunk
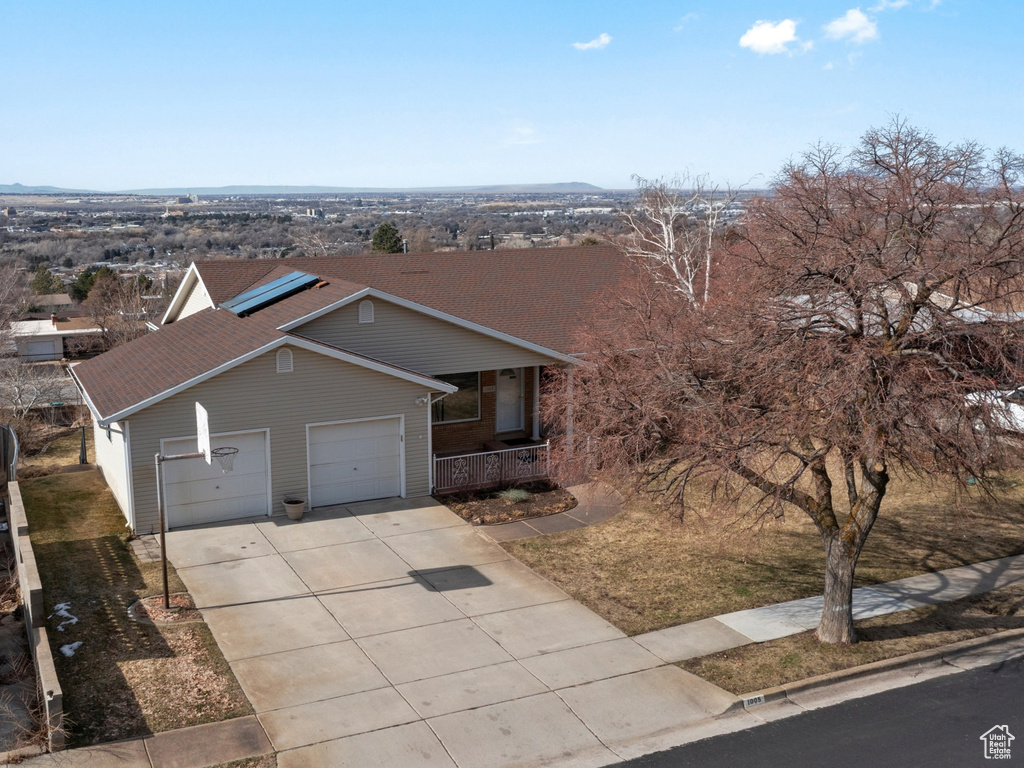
[817,460,886,644]
[818,534,859,644]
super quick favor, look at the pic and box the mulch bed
[438,481,578,525]
[129,593,203,625]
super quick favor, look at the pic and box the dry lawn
[680,582,1024,694]
[17,427,94,477]
[19,470,252,747]
[505,470,1024,636]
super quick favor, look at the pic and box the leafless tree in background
[550,120,1024,644]
[623,174,739,307]
[83,273,149,350]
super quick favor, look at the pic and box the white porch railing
[434,441,550,493]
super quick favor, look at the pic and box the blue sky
[2,0,1021,190]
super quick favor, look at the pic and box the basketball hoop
[211,447,239,474]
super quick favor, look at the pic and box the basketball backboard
[196,402,211,464]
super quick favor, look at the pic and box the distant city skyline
[3,0,1020,191]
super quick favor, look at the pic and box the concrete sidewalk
[633,553,1024,662]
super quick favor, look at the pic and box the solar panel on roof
[221,271,320,316]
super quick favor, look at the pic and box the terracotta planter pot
[283,498,306,520]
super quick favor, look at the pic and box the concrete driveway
[167,498,739,767]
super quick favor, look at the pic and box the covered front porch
[430,365,553,493]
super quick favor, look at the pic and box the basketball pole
[154,451,204,610]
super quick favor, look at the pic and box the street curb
[737,626,1024,710]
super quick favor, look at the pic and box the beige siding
[175,279,213,321]
[294,298,559,375]
[93,418,132,524]
[125,346,431,533]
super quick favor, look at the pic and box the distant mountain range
[0,183,95,195]
[1,182,604,196]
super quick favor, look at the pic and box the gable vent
[358,299,375,324]
[276,348,294,373]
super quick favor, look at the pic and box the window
[358,299,374,324]
[276,348,293,373]
[432,372,480,423]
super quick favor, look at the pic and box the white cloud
[673,13,699,31]
[506,123,543,146]
[572,33,612,51]
[739,19,800,55]
[868,0,908,10]
[825,9,879,43]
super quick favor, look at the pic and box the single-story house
[11,315,104,361]
[71,246,628,533]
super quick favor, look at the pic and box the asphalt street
[618,656,1024,768]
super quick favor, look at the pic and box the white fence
[434,442,550,493]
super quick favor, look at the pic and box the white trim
[124,420,137,533]
[305,415,406,508]
[158,427,273,530]
[94,335,456,426]
[71,366,103,422]
[427,391,435,493]
[161,263,214,325]
[531,365,541,440]
[279,287,574,364]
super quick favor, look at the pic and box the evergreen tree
[371,222,404,253]
[31,265,63,295]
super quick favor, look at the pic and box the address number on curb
[743,695,766,708]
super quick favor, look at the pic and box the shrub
[496,488,531,504]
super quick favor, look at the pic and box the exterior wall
[92,418,132,524]
[431,367,539,454]
[176,279,213,321]
[294,297,558,376]
[125,345,432,533]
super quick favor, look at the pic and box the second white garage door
[307,417,403,508]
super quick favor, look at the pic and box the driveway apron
[168,498,739,767]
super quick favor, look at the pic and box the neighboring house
[70,246,627,533]
[10,315,104,361]
[31,294,74,312]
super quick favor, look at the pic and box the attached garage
[161,430,270,528]
[307,417,404,508]
[24,339,61,361]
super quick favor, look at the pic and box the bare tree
[83,274,148,350]
[0,362,67,422]
[552,120,1024,644]
[623,174,739,307]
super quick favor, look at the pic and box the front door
[496,368,524,432]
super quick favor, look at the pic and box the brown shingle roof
[73,278,361,420]
[195,246,629,353]
[75,246,630,421]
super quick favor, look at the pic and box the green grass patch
[20,470,252,747]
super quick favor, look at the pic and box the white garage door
[308,417,403,508]
[162,431,269,528]
[25,339,60,361]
